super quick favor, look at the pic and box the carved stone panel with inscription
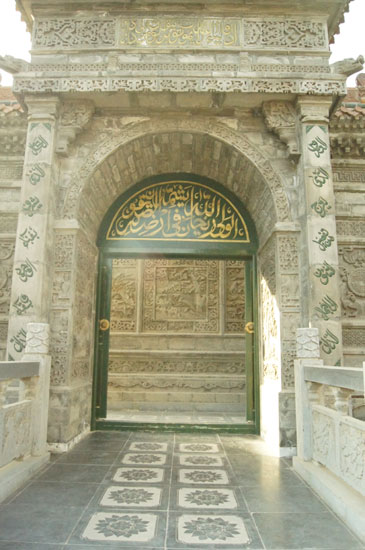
[107,258,247,416]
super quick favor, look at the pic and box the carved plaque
[142,259,219,333]
[111,259,137,332]
[225,260,245,333]
[119,17,241,49]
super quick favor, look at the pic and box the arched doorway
[92,173,259,432]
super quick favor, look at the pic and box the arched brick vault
[62,117,292,244]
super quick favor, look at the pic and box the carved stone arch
[62,117,291,244]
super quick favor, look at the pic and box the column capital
[296,96,333,124]
[24,95,60,121]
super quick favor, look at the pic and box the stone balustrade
[0,323,51,502]
[293,327,365,542]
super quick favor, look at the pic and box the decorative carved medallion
[107,181,250,243]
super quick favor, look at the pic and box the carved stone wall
[107,258,246,414]
[333,164,365,367]
[48,227,98,442]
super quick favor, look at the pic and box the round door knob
[244,321,254,334]
[99,319,110,331]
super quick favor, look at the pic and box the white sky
[0,0,364,87]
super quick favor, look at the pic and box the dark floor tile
[0,502,84,544]
[242,483,329,514]
[71,440,126,452]
[57,451,120,465]
[253,512,362,549]
[5,481,98,507]
[35,463,110,483]
[0,544,63,550]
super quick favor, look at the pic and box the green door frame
[91,173,260,434]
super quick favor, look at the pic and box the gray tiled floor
[0,431,363,549]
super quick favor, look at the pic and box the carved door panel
[94,255,256,425]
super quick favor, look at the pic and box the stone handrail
[293,327,365,542]
[0,323,51,503]
[0,360,41,468]
[0,361,39,381]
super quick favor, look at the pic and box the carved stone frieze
[109,376,245,392]
[338,246,365,319]
[0,163,23,180]
[342,327,365,349]
[57,100,95,155]
[333,168,365,183]
[34,18,116,48]
[0,132,26,156]
[330,134,365,159]
[109,354,244,375]
[262,101,299,160]
[32,16,327,52]
[13,76,346,96]
[244,19,326,50]
[336,219,365,238]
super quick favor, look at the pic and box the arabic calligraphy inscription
[107,181,249,242]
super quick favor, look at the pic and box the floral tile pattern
[178,468,229,484]
[129,442,168,452]
[179,443,220,453]
[178,488,238,509]
[113,467,165,483]
[100,486,162,507]
[122,453,167,465]
[82,512,158,542]
[177,514,249,544]
[179,454,223,466]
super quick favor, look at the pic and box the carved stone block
[296,328,320,358]
[24,322,50,355]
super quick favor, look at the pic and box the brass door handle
[244,321,254,334]
[99,319,110,331]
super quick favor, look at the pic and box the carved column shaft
[6,96,59,360]
[297,97,343,366]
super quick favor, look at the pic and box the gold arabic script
[119,18,241,48]
[107,182,249,242]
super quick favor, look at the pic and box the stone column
[297,97,343,366]
[6,96,59,361]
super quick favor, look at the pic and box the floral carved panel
[339,246,365,319]
[142,259,219,333]
[111,259,137,332]
[224,260,245,334]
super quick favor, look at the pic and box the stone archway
[63,117,291,243]
[49,119,300,446]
